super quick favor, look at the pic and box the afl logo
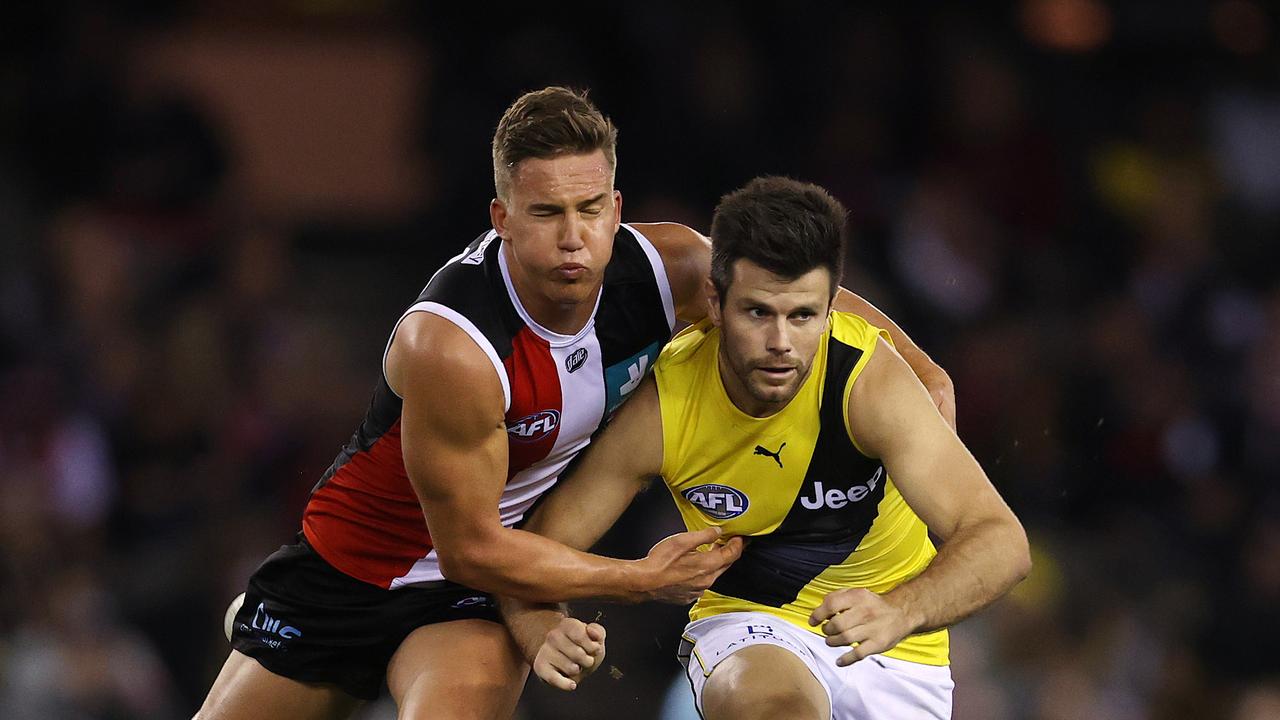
[682,484,749,520]
[565,348,589,374]
[506,410,560,443]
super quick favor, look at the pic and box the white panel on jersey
[623,223,677,332]
[498,330,606,526]
[389,550,441,589]
[500,467,564,528]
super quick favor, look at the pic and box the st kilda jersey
[302,224,675,588]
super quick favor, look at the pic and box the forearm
[440,525,651,604]
[884,518,1030,634]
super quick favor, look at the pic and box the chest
[502,324,664,474]
[666,404,888,542]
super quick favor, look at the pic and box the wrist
[883,586,927,634]
[516,609,566,664]
[619,559,656,602]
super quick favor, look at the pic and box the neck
[524,292,598,335]
[502,246,599,336]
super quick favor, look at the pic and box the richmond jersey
[303,224,675,589]
[656,312,948,666]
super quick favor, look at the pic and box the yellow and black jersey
[655,311,948,666]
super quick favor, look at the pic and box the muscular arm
[812,338,1029,664]
[831,290,956,428]
[498,380,716,665]
[388,313,734,604]
[637,222,955,426]
[631,222,711,324]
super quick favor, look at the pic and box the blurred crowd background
[2,1,1278,718]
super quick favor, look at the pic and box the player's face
[490,151,621,316]
[708,260,832,417]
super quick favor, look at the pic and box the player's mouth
[554,263,589,280]
[755,366,798,382]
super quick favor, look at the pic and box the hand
[924,371,956,430]
[808,588,917,666]
[638,527,744,604]
[532,617,607,691]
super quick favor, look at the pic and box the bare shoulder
[847,337,943,456]
[386,311,505,423]
[629,223,711,322]
[629,222,709,261]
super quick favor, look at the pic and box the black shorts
[229,537,500,701]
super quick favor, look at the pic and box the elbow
[434,547,468,584]
[434,544,492,591]
[924,367,954,395]
[1010,524,1033,584]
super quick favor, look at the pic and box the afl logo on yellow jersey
[682,484,749,520]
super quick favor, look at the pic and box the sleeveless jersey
[303,224,675,589]
[656,312,949,666]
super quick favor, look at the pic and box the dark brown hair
[492,87,618,200]
[709,176,847,301]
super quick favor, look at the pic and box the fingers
[545,649,583,678]
[701,540,743,585]
[554,621,603,666]
[809,588,858,626]
[822,617,870,647]
[678,526,723,550]
[718,536,745,561]
[700,535,745,572]
[645,529,747,604]
[815,613,884,667]
[585,623,607,665]
[834,633,893,666]
[533,618,609,691]
[836,647,869,668]
[533,653,579,691]
[808,589,907,667]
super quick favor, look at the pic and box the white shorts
[677,611,953,720]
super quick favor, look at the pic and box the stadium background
[1,2,1278,718]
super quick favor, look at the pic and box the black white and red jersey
[302,224,675,589]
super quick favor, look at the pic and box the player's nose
[557,214,587,252]
[765,319,793,353]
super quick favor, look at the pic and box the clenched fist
[533,616,607,691]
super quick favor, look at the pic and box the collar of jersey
[496,235,603,347]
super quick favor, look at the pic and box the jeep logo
[506,410,560,443]
[682,484,749,520]
[799,467,883,510]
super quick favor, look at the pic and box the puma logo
[753,442,786,468]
